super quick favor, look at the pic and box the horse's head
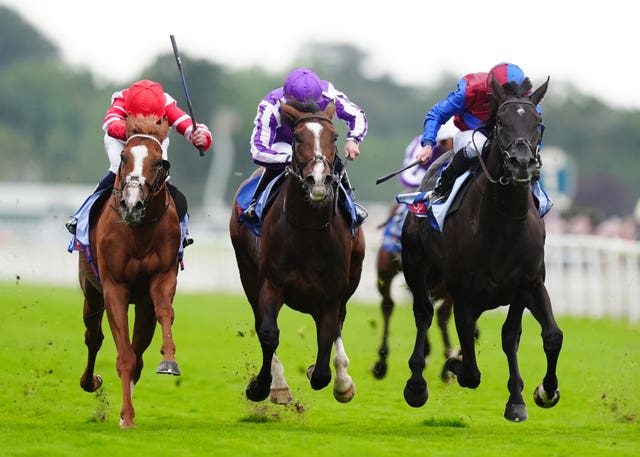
[281,101,338,206]
[116,114,171,225]
[489,75,549,184]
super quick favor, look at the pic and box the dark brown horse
[229,101,365,404]
[372,203,460,382]
[78,114,182,428]
[401,76,563,421]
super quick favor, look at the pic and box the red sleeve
[103,95,127,140]
[107,120,127,140]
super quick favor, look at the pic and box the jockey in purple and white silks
[243,68,368,224]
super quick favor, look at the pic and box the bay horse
[229,100,365,404]
[78,114,182,428]
[372,203,460,382]
[401,76,563,421]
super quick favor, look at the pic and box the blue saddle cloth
[381,204,408,253]
[67,188,187,284]
[237,171,361,237]
[397,171,553,233]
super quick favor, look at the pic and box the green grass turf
[0,282,638,456]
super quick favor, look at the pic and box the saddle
[237,170,360,237]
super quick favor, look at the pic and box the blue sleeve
[420,79,467,147]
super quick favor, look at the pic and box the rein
[281,113,338,230]
[111,134,171,226]
[476,98,542,186]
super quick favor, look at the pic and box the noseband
[285,115,338,189]
[479,98,544,185]
[112,134,170,224]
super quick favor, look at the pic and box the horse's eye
[120,154,127,163]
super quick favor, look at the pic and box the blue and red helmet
[283,68,322,103]
[487,62,525,90]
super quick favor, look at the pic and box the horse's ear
[281,103,301,127]
[158,117,170,140]
[323,100,336,119]
[491,75,505,101]
[531,76,550,105]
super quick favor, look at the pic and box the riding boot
[65,171,116,234]
[431,151,472,204]
[243,168,280,223]
[336,159,368,225]
[166,181,194,248]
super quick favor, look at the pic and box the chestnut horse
[401,76,563,421]
[229,101,365,404]
[372,203,460,382]
[78,114,182,428]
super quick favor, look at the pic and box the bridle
[285,115,338,190]
[476,98,544,185]
[111,133,171,225]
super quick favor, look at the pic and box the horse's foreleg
[501,303,528,422]
[131,302,157,382]
[528,285,562,410]
[447,301,480,389]
[332,334,355,403]
[150,276,180,376]
[269,353,292,404]
[103,285,136,429]
[437,298,456,357]
[400,234,434,407]
[80,287,105,393]
[247,284,282,402]
[308,308,340,392]
[403,292,433,407]
[373,255,397,379]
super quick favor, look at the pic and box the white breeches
[453,130,487,159]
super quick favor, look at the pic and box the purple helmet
[283,68,322,102]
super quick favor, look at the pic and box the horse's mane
[285,98,321,114]
[280,99,323,129]
[486,77,534,131]
[125,114,169,140]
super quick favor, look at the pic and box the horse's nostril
[324,175,333,186]
[304,176,315,187]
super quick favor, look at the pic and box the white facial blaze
[305,123,326,183]
[124,145,148,208]
[517,106,526,116]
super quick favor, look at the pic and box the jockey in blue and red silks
[414,62,550,215]
[243,67,369,224]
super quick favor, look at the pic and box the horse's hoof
[334,382,356,403]
[81,374,103,393]
[504,403,528,422]
[156,360,181,376]
[372,360,387,379]
[119,417,136,429]
[246,380,270,402]
[533,384,560,408]
[270,387,293,405]
[440,365,455,384]
[306,365,315,380]
[403,380,428,407]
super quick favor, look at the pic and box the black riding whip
[375,159,421,185]
[169,35,204,157]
